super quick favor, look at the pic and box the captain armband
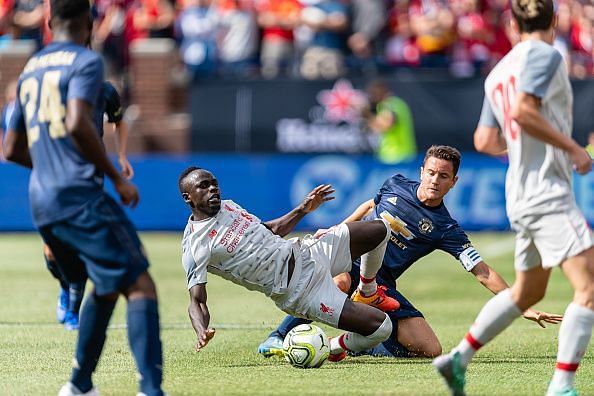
[459,247,483,271]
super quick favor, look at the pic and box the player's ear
[182,192,193,206]
[452,175,458,187]
[419,166,424,180]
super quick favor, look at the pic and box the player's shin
[127,298,164,396]
[454,289,522,367]
[358,219,390,296]
[71,293,116,393]
[330,314,392,354]
[69,281,86,315]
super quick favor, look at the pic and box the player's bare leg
[328,298,392,361]
[548,247,594,395]
[397,317,442,357]
[347,220,400,311]
[433,265,550,396]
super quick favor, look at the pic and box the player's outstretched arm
[188,283,215,352]
[511,92,591,174]
[3,129,32,168]
[342,199,375,223]
[471,261,562,327]
[67,99,139,207]
[264,184,335,237]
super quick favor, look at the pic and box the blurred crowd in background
[1,0,594,82]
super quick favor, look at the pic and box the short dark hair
[178,166,201,193]
[50,0,90,20]
[423,145,461,176]
[511,0,554,33]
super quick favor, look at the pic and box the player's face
[185,170,221,218]
[419,157,458,204]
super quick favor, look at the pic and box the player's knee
[43,244,55,261]
[95,291,119,304]
[125,271,158,301]
[513,286,546,310]
[333,273,351,293]
[369,314,392,343]
[574,285,594,310]
[422,341,442,358]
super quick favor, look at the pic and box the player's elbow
[65,116,84,137]
[473,127,497,154]
[510,101,534,128]
[3,133,21,162]
[3,140,16,161]
[473,130,490,153]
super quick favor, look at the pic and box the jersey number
[491,76,519,140]
[20,71,66,146]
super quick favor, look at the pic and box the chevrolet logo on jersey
[387,197,398,205]
[380,211,414,240]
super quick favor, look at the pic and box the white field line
[0,322,271,330]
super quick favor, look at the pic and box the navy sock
[71,294,116,392]
[45,255,68,291]
[127,299,163,396]
[68,281,86,314]
[270,315,312,339]
[380,337,412,358]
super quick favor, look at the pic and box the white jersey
[479,40,574,221]
[181,200,295,297]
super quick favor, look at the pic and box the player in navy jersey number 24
[258,145,562,359]
[44,80,134,331]
[3,0,164,395]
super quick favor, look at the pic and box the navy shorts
[39,193,149,296]
[348,264,423,322]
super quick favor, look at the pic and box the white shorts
[273,224,352,327]
[511,205,594,271]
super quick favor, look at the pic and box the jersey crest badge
[208,229,218,239]
[387,197,398,205]
[418,218,434,235]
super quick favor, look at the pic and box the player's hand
[522,309,563,328]
[570,145,592,175]
[314,228,329,238]
[114,178,140,208]
[195,328,216,352]
[300,184,335,214]
[119,155,135,180]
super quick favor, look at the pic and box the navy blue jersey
[370,174,483,283]
[9,42,104,227]
[101,81,124,127]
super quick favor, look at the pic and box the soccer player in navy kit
[259,145,561,359]
[3,0,164,394]
[45,80,134,331]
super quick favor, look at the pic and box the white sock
[358,220,390,296]
[330,314,392,353]
[550,303,594,390]
[454,289,522,367]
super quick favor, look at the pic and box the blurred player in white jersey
[178,166,401,361]
[434,1,594,395]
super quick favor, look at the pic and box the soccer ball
[283,324,330,369]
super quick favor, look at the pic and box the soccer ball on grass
[283,324,330,368]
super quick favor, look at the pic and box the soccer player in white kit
[178,166,400,361]
[433,1,594,395]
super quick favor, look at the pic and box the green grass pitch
[0,233,592,395]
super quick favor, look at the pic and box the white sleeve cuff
[459,247,483,271]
